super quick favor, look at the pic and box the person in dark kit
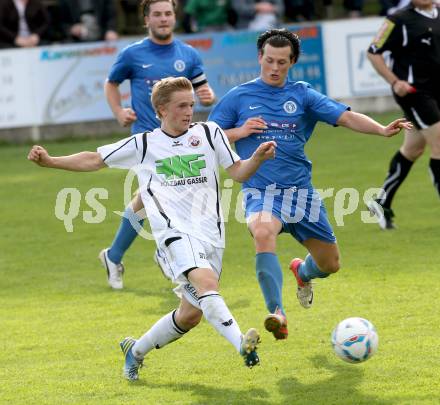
[367,0,440,229]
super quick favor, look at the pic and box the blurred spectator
[383,0,410,15]
[323,0,334,18]
[118,0,144,35]
[184,0,233,32]
[0,0,50,48]
[380,0,400,15]
[59,0,119,42]
[231,0,284,30]
[343,0,363,17]
[284,0,315,21]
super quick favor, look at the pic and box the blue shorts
[243,186,336,244]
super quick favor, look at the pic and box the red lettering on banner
[184,38,213,51]
[293,26,318,39]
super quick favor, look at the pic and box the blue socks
[107,207,144,264]
[298,254,329,282]
[256,253,284,315]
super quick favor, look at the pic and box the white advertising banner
[0,40,133,129]
[0,49,35,128]
[322,17,391,99]
[34,44,118,125]
[0,20,394,130]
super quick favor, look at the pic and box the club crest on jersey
[174,60,186,72]
[188,135,202,148]
[283,101,297,114]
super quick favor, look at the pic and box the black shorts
[393,89,440,129]
[393,89,440,130]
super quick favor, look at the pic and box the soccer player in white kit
[27,77,276,380]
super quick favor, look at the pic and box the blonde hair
[151,76,193,119]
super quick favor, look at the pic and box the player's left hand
[382,118,413,137]
[254,141,276,161]
[195,85,215,106]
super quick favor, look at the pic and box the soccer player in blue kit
[209,29,412,340]
[101,0,216,289]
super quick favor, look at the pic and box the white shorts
[156,231,224,308]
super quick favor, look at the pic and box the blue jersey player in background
[209,29,411,341]
[101,0,216,289]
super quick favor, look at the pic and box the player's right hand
[27,145,51,167]
[116,108,137,127]
[392,80,416,97]
[239,117,268,138]
[381,118,413,137]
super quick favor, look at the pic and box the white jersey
[97,121,240,248]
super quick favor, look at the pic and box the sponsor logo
[40,46,117,61]
[283,101,297,114]
[156,153,206,179]
[373,19,395,48]
[142,64,153,69]
[188,135,202,148]
[268,121,296,129]
[174,59,186,72]
[249,105,262,110]
[222,319,234,327]
[184,284,199,300]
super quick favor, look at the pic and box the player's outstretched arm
[226,141,276,182]
[336,111,412,138]
[27,145,106,172]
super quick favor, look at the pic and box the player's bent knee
[176,307,202,330]
[187,268,220,296]
[198,281,219,294]
[402,146,424,161]
[414,148,425,159]
[181,311,202,329]
[194,276,219,295]
[252,226,277,246]
[429,140,440,157]
[320,258,340,274]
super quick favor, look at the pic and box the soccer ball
[331,317,378,363]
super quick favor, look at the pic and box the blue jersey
[108,38,207,134]
[209,78,349,189]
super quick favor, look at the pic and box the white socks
[132,310,187,359]
[198,291,242,352]
[131,291,243,359]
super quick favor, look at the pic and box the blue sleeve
[208,90,239,130]
[305,85,349,126]
[189,48,204,80]
[108,47,132,84]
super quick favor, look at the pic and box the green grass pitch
[1,111,439,404]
